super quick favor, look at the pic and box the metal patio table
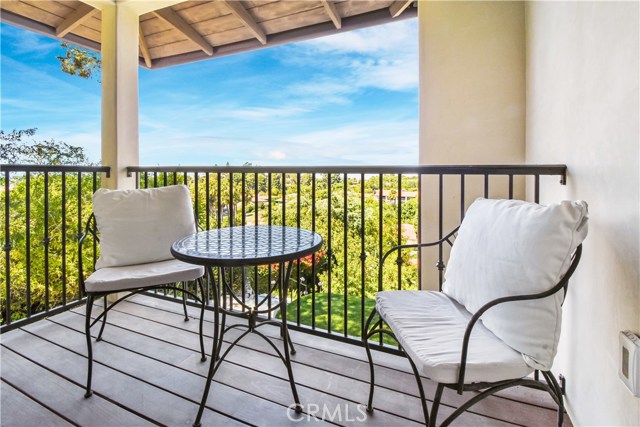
[171,225,323,427]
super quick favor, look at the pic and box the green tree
[57,43,101,80]
[1,128,91,165]
[1,128,96,324]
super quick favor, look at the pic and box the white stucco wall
[525,2,639,425]
[418,0,640,424]
[418,1,526,289]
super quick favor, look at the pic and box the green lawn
[287,292,396,345]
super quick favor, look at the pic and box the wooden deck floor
[1,294,571,427]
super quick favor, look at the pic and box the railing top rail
[127,164,566,180]
[1,164,111,176]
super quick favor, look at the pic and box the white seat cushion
[376,290,533,384]
[93,185,196,269]
[442,198,588,370]
[84,259,204,293]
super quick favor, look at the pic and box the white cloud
[220,106,310,120]
[247,120,419,166]
[1,25,59,56]
[300,19,418,56]
[265,150,287,160]
[279,19,419,104]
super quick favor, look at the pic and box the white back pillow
[93,185,196,269]
[442,198,588,370]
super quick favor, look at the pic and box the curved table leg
[193,267,220,427]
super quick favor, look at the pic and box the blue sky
[1,19,418,166]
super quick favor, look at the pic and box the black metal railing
[127,164,567,347]
[1,163,566,338]
[1,164,110,331]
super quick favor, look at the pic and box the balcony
[1,163,572,426]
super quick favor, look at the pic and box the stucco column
[417,1,526,289]
[100,2,139,190]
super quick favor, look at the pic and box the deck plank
[71,302,535,426]
[2,325,243,427]
[51,311,421,427]
[128,294,568,411]
[0,380,74,427]
[0,294,572,427]
[31,313,329,427]
[0,344,153,427]
[116,296,566,425]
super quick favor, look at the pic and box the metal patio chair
[364,198,589,426]
[79,185,207,398]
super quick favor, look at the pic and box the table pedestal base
[193,262,301,427]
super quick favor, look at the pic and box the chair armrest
[455,244,583,393]
[378,226,459,292]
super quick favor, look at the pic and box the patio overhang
[0,0,417,69]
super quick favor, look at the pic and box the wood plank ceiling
[1,0,417,70]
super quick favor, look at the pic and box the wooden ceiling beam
[389,0,413,18]
[56,3,97,37]
[139,24,152,68]
[320,0,341,29]
[222,1,267,45]
[153,7,214,56]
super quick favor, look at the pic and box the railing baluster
[397,174,402,291]
[206,172,210,231]
[24,172,31,317]
[267,172,272,318]
[92,173,98,272]
[296,172,301,327]
[327,173,332,334]
[311,173,316,331]
[377,173,383,345]
[360,173,366,338]
[4,169,12,325]
[484,173,489,198]
[438,173,444,290]
[77,171,83,299]
[343,172,348,338]
[61,172,67,306]
[417,173,422,288]
[44,171,50,312]
[460,174,466,221]
[509,174,514,199]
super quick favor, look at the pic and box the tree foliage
[56,42,101,80]
[1,128,91,165]
[1,129,96,324]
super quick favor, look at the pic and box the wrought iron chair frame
[364,226,582,427]
[79,213,207,398]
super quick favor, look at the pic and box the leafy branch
[56,42,101,80]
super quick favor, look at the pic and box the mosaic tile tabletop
[172,225,323,267]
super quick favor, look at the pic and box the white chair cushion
[376,290,533,384]
[442,198,589,370]
[84,259,204,293]
[93,185,196,269]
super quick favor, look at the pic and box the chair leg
[96,295,107,342]
[182,281,189,321]
[542,371,565,427]
[406,352,430,426]
[363,308,378,413]
[84,295,95,398]
[429,383,445,427]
